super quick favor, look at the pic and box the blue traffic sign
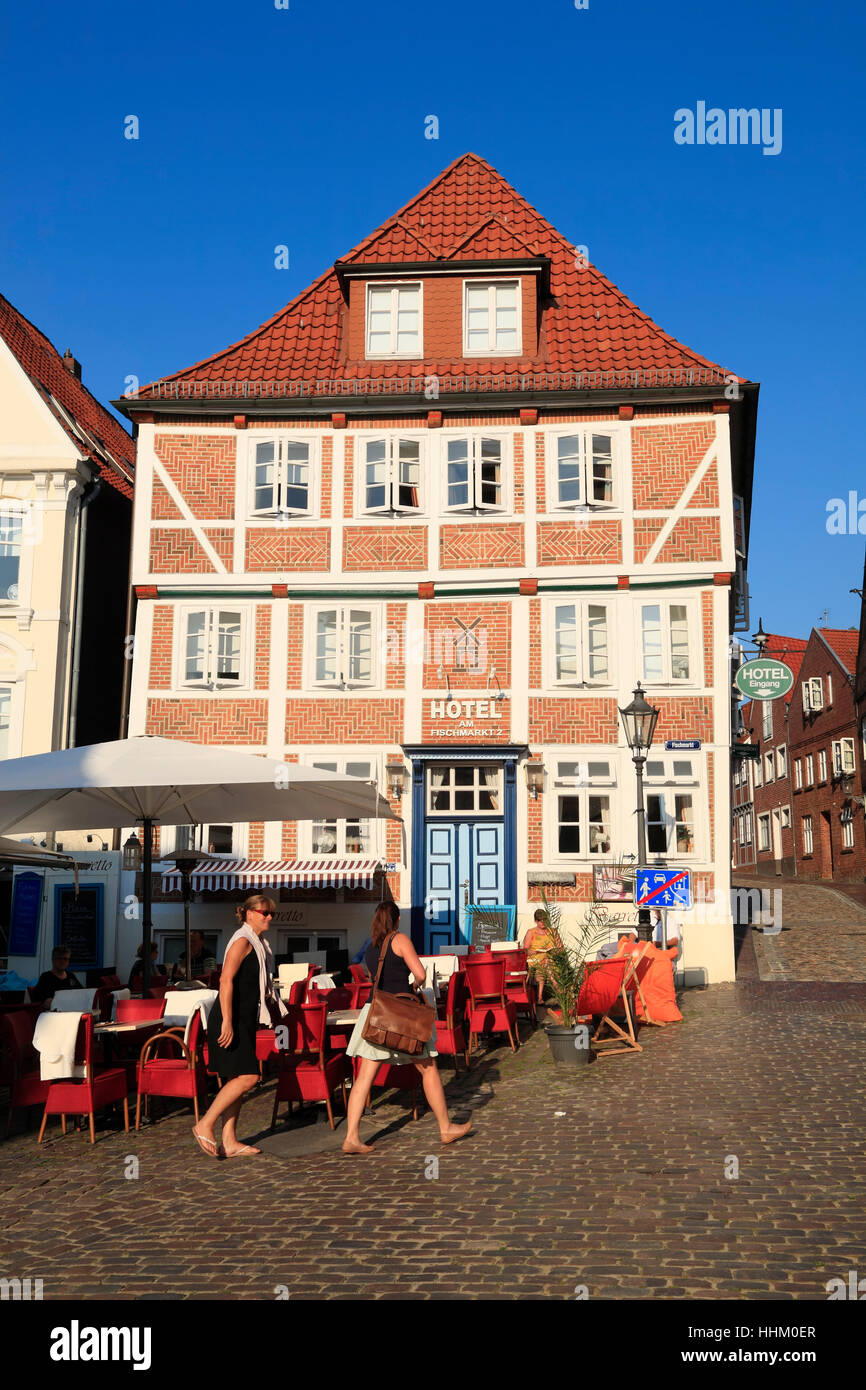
[636,868,692,910]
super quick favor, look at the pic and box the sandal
[192,1127,222,1159]
[225,1144,262,1158]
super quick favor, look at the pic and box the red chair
[147,983,169,999]
[270,1002,348,1131]
[348,981,372,1008]
[1,1011,51,1135]
[434,971,470,1071]
[349,964,371,984]
[99,974,123,991]
[287,978,307,1006]
[92,988,115,1023]
[577,958,642,1058]
[204,969,222,989]
[463,958,519,1054]
[499,948,537,1029]
[365,1060,422,1119]
[116,998,166,1023]
[135,1009,209,1128]
[37,1014,129,1144]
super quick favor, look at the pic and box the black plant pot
[544,1021,592,1066]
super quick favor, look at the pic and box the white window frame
[802,815,813,855]
[644,755,700,859]
[547,756,618,862]
[780,806,791,829]
[827,674,834,705]
[637,598,698,687]
[359,434,425,516]
[0,505,25,606]
[162,821,248,858]
[0,680,22,761]
[247,434,318,519]
[365,281,423,359]
[794,758,802,790]
[776,745,787,779]
[427,764,504,818]
[462,278,522,356]
[441,431,510,514]
[546,428,619,512]
[764,752,775,783]
[176,606,252,691]
[832,738,856,776]
[762,701,773,740]
[757,814,771,853]
[301,754,380,856]
[753,756,763,788]
[803,677,823,712]
[545,598,614,688]
[307,605,379,690]
[805,754,814,785]
[817,749,828,783]
[744,812,753,845]
[841,812,854,849]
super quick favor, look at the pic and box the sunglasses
[255,909,274,918]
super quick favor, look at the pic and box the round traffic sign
[735,658,795,700]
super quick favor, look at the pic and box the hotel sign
[734,659,795,701]
[428,698,506,741]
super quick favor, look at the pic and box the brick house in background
[734,634,807,875]
[117,152,759,984]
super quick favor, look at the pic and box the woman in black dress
[193,892,277,1159]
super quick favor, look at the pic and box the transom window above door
[463,280,521,355]
[366,283,422,357]
[428,765,502,815]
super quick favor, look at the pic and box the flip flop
[225,1144,262,1157]
[192,1127,222,1159]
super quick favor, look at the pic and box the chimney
[62,349,82,380]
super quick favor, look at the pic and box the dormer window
[463,280,521,355]
[366,283,422,357]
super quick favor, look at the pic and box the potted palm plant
[531,869,635,1067]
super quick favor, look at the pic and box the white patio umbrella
[0,836,78,872]
[0,736,398,989]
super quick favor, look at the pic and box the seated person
[30,946,83,1005]
[523,907,558,1000]
[128,941,167,992]
[171,929,217,983]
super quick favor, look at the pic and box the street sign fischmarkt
[735,658,795,700]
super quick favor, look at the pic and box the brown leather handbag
[361,932,435,1055]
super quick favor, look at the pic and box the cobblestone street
[2,877,865,1302]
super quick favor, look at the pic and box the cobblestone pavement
[733,875,866,982]
[3,921,866,1302]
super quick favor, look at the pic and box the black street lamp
[163,849,203,991]
[619,683,660,938]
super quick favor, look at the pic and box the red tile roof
[138,153,743,401]
[761,634,809,703]
[0,293,134,497]
[818,628,860,675]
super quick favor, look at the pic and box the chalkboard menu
[54,883,103,970]
[9,872,44,955]
[466,904,515,951]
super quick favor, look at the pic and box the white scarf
[225,925,287,1026]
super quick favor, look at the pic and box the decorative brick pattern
[154,434,236,518]
[656,516,722,565]
[146,698,268,744]
[513,433,524,513]
[529,698,619,744]
[285,699,403,744]
[255,606,271,689]
[151,476,183,521]
[535,431,546,513]
[688,461,720,508]
[537,519,622,566]
[148,606,174,690]
[149,527,234,574]
[634,518,664,563]
[245,528,330,571]
[440,522,524,569]
[321,436,333,519]
[529,598,541,688]
[422,600,511,690]
[344,436,354,519]
[652,697,714,743]
[702,591,714,686]
[286,604,303,688]
[343,526,427,571]
[385,603,407,690]
[631,423,715,509]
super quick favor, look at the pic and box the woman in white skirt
[342,902,473,1155]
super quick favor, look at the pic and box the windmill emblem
[453,615,483,670]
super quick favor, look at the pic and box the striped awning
[160,858,386,892]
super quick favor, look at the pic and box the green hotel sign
[735,659,795,700]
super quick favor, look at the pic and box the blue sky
[2,0,864,638]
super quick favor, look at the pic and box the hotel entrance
[407,747,520,952]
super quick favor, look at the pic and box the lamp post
[163,849,203,990]
[619,683,660,939]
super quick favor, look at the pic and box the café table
[94,1019,165,1067]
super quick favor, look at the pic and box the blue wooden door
[423,820,504,953]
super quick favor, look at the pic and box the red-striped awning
[160,858,386,892]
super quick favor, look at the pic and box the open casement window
[250,437,313,517]
[308,758,376,855]
[463,280,520,355]
[363,438,422,514]
[802,677,823,712]
[552,759,616,859]
[366,283,422,357]
[550,431,615,509]
[182,609,245,688]
[639,602,692,683]
[313,608,375,689]
[551,601,611,686]
[427,765,502,816]
[832,738,856,776]
[0,508,23,602]
[644,757,698,857]
[445,436,505,512]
